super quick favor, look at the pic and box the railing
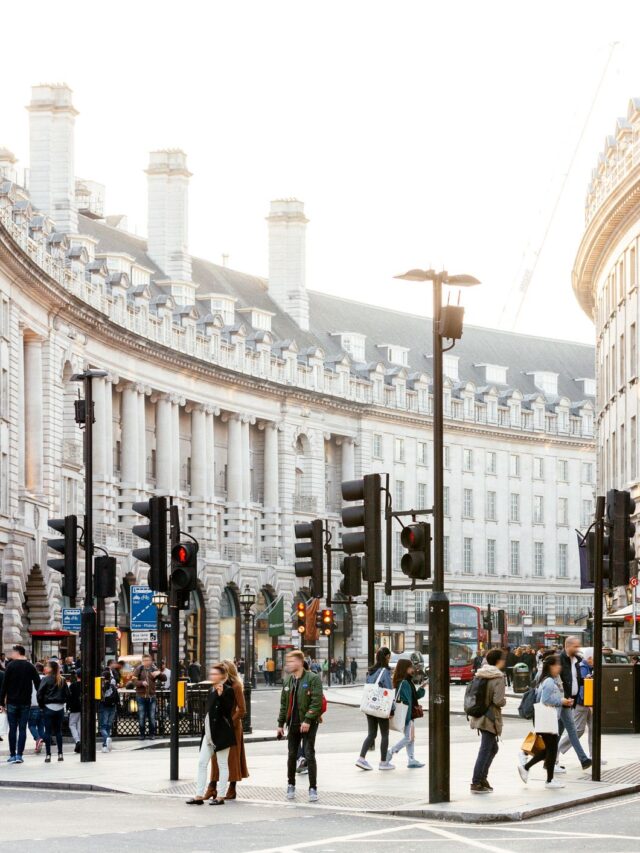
[414,608,429,625]
[375,608,408,623]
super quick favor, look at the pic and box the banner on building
[268,596,285,637]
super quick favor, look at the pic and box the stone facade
[0,84,595,667]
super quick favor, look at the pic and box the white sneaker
[101,745,108,754]
[355,757,373,771]
[545,779,565,789]
[518,752,528,766]
[554,764,567,774]
[286,784,296,800]
[106,737,112,752]
[517,764,529,783]
[378,761,395,771]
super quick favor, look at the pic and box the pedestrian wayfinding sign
[62,607,82,632]
[130,585,158,630]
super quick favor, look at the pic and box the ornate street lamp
[152,591,169,664]
[239,584,256,734]
[394,268,481,806]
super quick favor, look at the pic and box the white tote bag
[0,710,8,738]
[389,691,409,732]
[533,702,559,734]
[360,669,394,719]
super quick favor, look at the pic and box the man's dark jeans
[137,697,157,737]
[472,729,499,785]
[7,704,30,757]
[287,723,318,789]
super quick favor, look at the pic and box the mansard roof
[76,214,594,406]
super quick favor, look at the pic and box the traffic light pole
[324,532,334,686]
[592,494,605,783]
[169,502,180,781]
[430,272,450,804]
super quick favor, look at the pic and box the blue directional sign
[130,585,158,630]
[62,607,82,632]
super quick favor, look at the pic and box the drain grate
[580,761,640,785]
[157,782,413,809]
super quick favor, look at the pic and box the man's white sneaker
[106,737,112,752]
[286,784,296,800]
[101,745,108,754]
[378,761,395,771]
[517,764,529,783]
[308,787,318,803]
[554,764,567,774]
[545,779,565,789]
[355,757,373,771]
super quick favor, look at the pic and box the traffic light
[339,555,362,597]
[47,515,78,598]
[296,600,306,634]
[132,496,168,592]
[608,489,636,586]
[321,608,334,636]
[170,541,198,593]
[341,473,382,583]
[95,555,117,599]
[400,522,431,580]
[482,610,492,631]
[496,609,506,635]
[294,519,324,598]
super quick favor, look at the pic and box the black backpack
[463,676,490,718]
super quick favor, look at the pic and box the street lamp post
[394,268,480,805]
[152,591,168,663]
[239,585,256,734]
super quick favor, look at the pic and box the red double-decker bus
[449,603,507,683]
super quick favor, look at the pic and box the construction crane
[499,42,619,330]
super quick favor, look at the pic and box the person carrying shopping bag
[387,658,425,768]
[517,654,573,789]
[356,647,394,771]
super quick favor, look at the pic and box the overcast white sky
[3,1,640,344]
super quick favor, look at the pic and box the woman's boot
[203,782,217,801]
[224,781,237,800]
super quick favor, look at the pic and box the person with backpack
[99,667,119,753]
[355,647,394,772]
[467,648,506,793]
[387,658,425,768]
[277,650,323,803]
[518,653,573,789]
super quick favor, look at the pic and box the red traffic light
[174,545,189,564]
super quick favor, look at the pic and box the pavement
[1,705,639,822]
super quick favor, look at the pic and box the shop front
[30,630,74,662]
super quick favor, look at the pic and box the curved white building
[0,84,595,665]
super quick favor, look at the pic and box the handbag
[521,730,545,755]
[360,669,394,719]
[0,710,8,738]
[533,702,559,734]
[389,687,408,732]
[412,703,424,719]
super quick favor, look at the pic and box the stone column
[262,421,280,548]
[341,436,355,483]
[24,334,43,494]
[242,419,251,502]
[120,384,139,485]
[227,415,243,503]
[155,394,173,493]
[205,407,216,499]
[92,375,108,518]
[190,405,207,540]
[172,397,181,491]
[138,388,147,485]
[104,376,114,481]
[17,326,25,489]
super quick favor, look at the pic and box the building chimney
[27,84,78,234]
[145,149,192,282]
[266,198,309,330]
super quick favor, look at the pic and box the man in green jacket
[277,650,323,803]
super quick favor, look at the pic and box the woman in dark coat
[207,659,248,800]
[186,663,236,806]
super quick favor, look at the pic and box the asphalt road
[2,786,640,853]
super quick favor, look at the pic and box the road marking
[415,825,515,853]
[249,820,420,852]
[528,793,640,823]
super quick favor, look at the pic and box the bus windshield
[449,605,479,667]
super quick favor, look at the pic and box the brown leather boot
[224,782,237,800]
[203,783,217,801]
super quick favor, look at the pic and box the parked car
[579,647,630,664]
[389,652,429,684]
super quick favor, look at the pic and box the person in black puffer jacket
[37,661,71,762]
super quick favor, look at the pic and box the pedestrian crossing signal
[296,601,306,634]
[321,608,334,636]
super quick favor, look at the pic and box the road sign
[130,585,158,630]
[131,630,157,643]
[62,607,82,632]
[630,576,639,587]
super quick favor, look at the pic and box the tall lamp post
[152,591,168,662]
[394,268,480,804]
[239,584,256,734]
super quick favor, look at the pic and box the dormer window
[238,307,274,332]
[377,343,409,366]
[336,332,366,362]
[197,293,236,325]
[576,377,596,396]
[529,371,559,396]
[476,363,508,384]
[443,354,459,381]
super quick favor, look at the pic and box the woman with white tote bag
[517,655,573,789]
[355,648,394,771]
[387,658,425,768]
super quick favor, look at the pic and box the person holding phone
[518,654,572,789]
[187,663,236,806]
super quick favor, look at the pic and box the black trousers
[287,723,318,788]
[524,733,559,782]
[360,714,390,762]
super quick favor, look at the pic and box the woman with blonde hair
[186,662,236,806]
[205,658,248,800]
[36,659,70,763]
